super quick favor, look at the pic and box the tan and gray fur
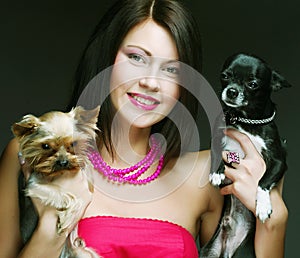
[12,106,101,258]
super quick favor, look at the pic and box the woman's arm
[254,179,288,258]
[199,182,224,246]
[18,206,68,258]
[0,139,68,258]
[0,138,23,257]
[220,129,288,258]
[0,139,91,258]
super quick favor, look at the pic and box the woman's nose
[139,77,160,92]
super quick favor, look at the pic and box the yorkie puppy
[12,105,101,257]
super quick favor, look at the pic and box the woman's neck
[101,125,152,167]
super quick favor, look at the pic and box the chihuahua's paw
[256,186,272,223]
[209,172,225,187]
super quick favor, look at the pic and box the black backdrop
[0,1,299,257]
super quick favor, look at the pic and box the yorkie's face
[12,106,99,177]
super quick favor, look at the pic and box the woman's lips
[127,93,160,111]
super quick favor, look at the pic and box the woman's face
[110,20,180,129]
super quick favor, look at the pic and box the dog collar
[226,111,276,125]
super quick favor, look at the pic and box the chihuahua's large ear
[12,114,40,137]
[271,71,292,91]
[72,105,100,130]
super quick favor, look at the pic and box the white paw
[256,186,272,223]
[209,172,225,186]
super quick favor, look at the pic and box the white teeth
[133,95,156,105]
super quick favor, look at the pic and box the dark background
[0,0,299,257]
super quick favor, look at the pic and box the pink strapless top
[78,216,198,257]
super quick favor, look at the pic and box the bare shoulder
[1,137,20,160]
[0,138,23,256]
[190,149,222,202]
[176,149,222,207]
[183,150,223,245]
[1,137,19,155]
[180,149,211,186]
[0,137,21,178]
[189,150,222,196]
[174,150,223,241]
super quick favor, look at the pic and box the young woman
[0,0,288,257]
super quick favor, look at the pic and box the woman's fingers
[220,165,241,196]
[224,128,259,159]
[220,182,233,195]
[224,129,266,180]
[220,129,267,213]
[220,164,257,213]
[222,151,240,169]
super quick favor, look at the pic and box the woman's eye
[162,64,180,77]
[165,67,179,74]
[128,53,147,64]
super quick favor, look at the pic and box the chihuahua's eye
[221,73,230,80]
[248,81,259,89]
[42,143,51,150]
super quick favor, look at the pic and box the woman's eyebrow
[126,45,152,56]
[164,59,180,65]
[126,44,179,62]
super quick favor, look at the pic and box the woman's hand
[219,128,266,214]
[218,128,288,258]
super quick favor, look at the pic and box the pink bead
[87,137,164,185]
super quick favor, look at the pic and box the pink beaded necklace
[88,136,164,185]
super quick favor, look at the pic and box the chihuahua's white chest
[223,126,267,157]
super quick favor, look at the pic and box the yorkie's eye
[42,143,51,150]
[71,141,78,147]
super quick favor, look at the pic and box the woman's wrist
[18,209,67,258]
[38,212,66,242]
[254,187,288,258]
[257,188,288,230]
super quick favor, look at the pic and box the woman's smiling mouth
[127,93,160,111]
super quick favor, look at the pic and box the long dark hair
[68,0,203,163]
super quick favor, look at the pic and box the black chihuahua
[200,53,290,257]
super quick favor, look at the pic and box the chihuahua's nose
[56,159,69,168]
[227,87,239,99]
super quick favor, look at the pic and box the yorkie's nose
[56,159,69,168]
[227,87,239,99]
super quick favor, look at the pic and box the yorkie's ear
[12,114,40,137]
[271,70,292,91]
[71,105,100,131]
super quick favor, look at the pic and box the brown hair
[68,0,203,162]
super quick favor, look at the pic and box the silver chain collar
[226,111,276,125]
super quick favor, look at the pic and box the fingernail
[18,151,25,165]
